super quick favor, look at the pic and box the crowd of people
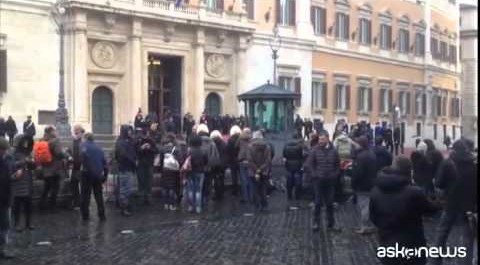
[0,111,477,265]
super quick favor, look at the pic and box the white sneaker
[169,205,177,211]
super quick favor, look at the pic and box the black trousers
[8,134,15,146]
[312,178,335,226]
[80,174,105,219]
[230,165,239,196]
[13,196,32,228]
[252,175,268,210]
[40,175,60,210]
[394,143,404,156]
[386,142,394,154]
[212,167,225,200]
[70,170,81,208]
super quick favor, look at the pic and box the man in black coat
[283,133,305,202]
[433,139,477,265]
[370,157,439,265]
[305,131,341,232]
[384,125,394,154]
[136,129,158,205]
[0,137,14,259]
[22,116,36,140]
[351,136,377,234]
[114,125,137,216]
[373,137,393,173]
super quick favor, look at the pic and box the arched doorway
[92,86,113,134]
[205,93,221,116]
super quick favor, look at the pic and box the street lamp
[269,24,281,85]
[51,0,71,137]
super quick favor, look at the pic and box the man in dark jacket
[384,125,394,154]
[5,116,17,147]
[22,116,36,140]
[80,133,108,222]
[39,126,67,212]
[136,129,158,205]
[114,125,137,216]
[0,118,6,138]
[186,135,208,213]
[283,133,305,201]
[351,136,377,234]
[370,157,439,265]
[373,137,393,173]
[294,115,304,139]
[247,131,272,211]
[304,119,313,141]
[433,139,477,265]
[305,131,341,231]
[68,125,85,210]
[0,137,14,259]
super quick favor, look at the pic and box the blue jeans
[162,188,177,206]
[187,172,204,213]
[286,170,303,200]
[118,171,134,209]
[239,162,253,203]
[433,210,475,265]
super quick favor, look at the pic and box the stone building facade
[0,0,463,148]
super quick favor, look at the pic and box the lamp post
[51,0,71,137]
[269,25,281,85]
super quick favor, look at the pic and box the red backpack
[33,140,53,164]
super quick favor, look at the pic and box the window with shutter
[289,0,296,26]
[276,0,282,24]
[345,14,350,40]
[406,92,411,115]
[345,85,351,110]
[322,82,328,109]
[388,90,393,112]
[368,88,372,111]
[244,0,254,20]
[216,0,224,10]
[335,84,340,109]
[357,87,363,111]
[0,50,6,93]
[294,77,301,107]
[312,7,326,35]
[379,89,385,113]
[422,93,427,116]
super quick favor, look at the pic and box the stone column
[72,11,89,129]
[235,35,248,116]
[296,0,314,39]
[193,28,205,119]
[130,18,143,124]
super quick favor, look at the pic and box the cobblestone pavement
[4,169,467,265]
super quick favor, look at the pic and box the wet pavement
[3,168,468,265]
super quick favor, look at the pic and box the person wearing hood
[351,135,377,234]
[247,131,272,211]
[373,137,393,173]
[210,130,226,201]
[80,133,107,222]
[196,124,220,206]
[0,137,15,259]
[410,141,434,199]
[283,132,305,202]
[11,134,35,232]
[114,125,137,216]
[370,156,439,265]
[38,126,66,212]
[423,139,444,179]
[237,127,252,203]
[305,131,341,232]
[433,139,477,265]
[225,125,241,196]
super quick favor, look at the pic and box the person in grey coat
[11,134,35,232]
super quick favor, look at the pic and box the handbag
[163,146,179,171]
